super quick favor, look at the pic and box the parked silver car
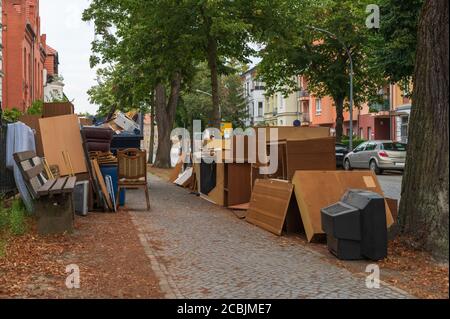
[343,141,407,175]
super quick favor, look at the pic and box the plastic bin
[100,165,126,206]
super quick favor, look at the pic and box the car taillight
[379,151,389,158]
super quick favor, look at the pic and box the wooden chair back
[13,151,47,199]
[117,148,147,183]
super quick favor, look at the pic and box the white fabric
[6,122,36,213]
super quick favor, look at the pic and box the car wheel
[370,160,382,175]
[344,159,352,171]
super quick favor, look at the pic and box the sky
[40,0,99,115]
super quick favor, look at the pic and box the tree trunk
[154,73,182,168]
[334,97,345,143]
[147,102,155,165]
[207,35,221,129]
[399,0,449,260]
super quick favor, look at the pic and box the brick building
[1,0,60,111]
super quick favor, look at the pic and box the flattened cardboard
[39,114,87,176]
[174,167,193,187]
[246,179,299,236]
[292,171,395,242]
[169,153,185,182]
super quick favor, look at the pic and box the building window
[258,102,263,117]
[401,116,409,143]
[368,127,373,141]
[315,99,322,115]
[359,128,364,139]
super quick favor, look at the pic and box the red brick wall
[2,0,46,111]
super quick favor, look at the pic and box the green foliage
[1,108,23,123]
[341,136,366,149]
[27,100,43,116]
[373,0,424,84]
[0,198,28,236]
[257,0,383,104]
[177,62,248,131]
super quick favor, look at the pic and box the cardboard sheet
[174,167,193,187]
[39,114,87,176]
[292,171,395,242]
[246,179,298,236]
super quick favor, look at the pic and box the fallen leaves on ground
[0,212,162,299]
[377,236,449,299]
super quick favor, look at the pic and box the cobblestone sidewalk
[128,175,411,299]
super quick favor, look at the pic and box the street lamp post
[307,26,354,150]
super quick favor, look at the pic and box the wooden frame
[117,148,150,211]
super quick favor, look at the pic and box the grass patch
[0,197,29,239]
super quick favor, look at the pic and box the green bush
[2,108,23,123]
[27,100,44,116]
[0,198,28,236]
[341,136,367,150]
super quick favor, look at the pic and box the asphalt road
[377,173,403,201]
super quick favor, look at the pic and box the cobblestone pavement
[128,175,411,299]
[378,174,403,201]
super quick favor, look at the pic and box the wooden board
[284,137,336,180]
[246,179,295,236]
[292,171,395,242]
[39,114,87,176]
[226,163,252,207]
[42,102,74,118]
[91,159,113,211]
[259,126,331,142]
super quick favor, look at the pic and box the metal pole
[348,53,354,151]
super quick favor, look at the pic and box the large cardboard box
[292,171,395,242]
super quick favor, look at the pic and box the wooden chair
[13,151,77,235]
[117,148,150,211]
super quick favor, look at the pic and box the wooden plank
[63,177,77,193]
[246,179,295,236]
[23,164,44,180]
[13,151,36,163]
[49,177,68,195]
[91,159,113,211]
[38,179,58,196]
[261,126,331,142]
[292,171,394,242]
[226,163,252,207]
[39,114,87,176]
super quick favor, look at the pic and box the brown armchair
[117,148,150,210]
